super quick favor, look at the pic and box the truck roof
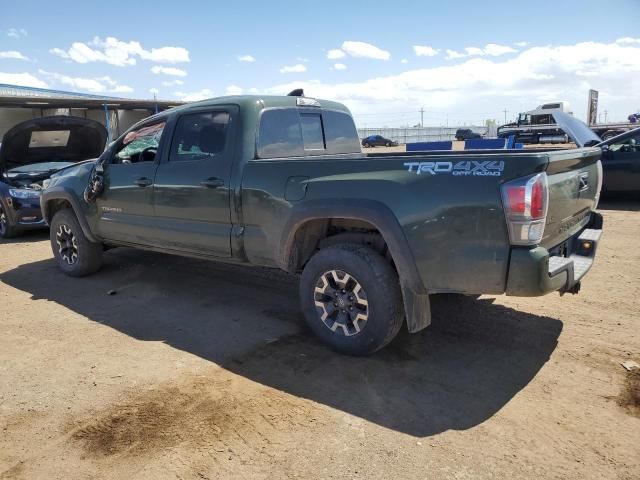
[166,95,352,115]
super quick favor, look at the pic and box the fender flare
[41,187,99,243]
[279,199,431,333]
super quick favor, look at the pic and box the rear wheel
[50,209,103,277]
[0,204,18,239]
[299,244,404,355]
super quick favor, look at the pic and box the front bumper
[505,212,603,296]
[2,196,46,230]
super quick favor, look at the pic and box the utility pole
[604,110,608,123]
[420,107,425,127]
[503,109,508,124]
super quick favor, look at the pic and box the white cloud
[238,54,255,62]
[514,41,529,47]
[332,63,347,71]
[464,46,485,56]
[175,89,214,102]
[616,37,640,45]
[280,63,307,73]
[327,49,346,60]
[151,65,187,77]
[38,70,133,93]
[149,87,159,95]
[401,58,409,64]
[413,45,439,57]
[445,49,466,60]
[7,28,27,39]
[296,57,310,63]
[225,85,243,95]
[0,72,46,88]
[0,51,29,61]
[484,43,518,56]
[162,79,184,87]
[262,40,640,127]
[50,36,190,67]
[341,41,390,60]
[447,43,518,60]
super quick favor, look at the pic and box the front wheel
[50,209,103,277]
[299,244,404,355]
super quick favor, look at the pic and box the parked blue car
[361,135,398,148]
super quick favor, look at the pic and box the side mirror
[600,144,609,153]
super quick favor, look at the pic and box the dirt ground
[0,199,638,480]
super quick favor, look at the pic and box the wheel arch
[41,188,99,243]
[279,199,431,333]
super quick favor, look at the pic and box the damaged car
[0,116,106,238]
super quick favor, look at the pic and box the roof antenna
[287,88,304,97]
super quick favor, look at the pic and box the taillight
[501,172,549,245]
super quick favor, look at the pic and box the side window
[323,110,361,154]
[114,122,165,164]
[300,113,325,150]
[170,112,230,162]
[257,109,304,158]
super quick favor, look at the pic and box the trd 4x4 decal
[404,160,504,177]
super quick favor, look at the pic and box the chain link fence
[357,126,488,144]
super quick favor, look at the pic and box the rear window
[300,113,325,150]
[323,110,360,154]
[257,109,304,158]
[257,108,359,159]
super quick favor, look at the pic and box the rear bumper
[505,212,603,296]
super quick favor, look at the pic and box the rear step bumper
[505,212,603,297]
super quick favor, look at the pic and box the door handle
[134,177,152,187]
[200,177,225,188]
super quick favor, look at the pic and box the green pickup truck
[41,92,604,355]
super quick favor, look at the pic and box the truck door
[151,108,236,257]
[603,131,640,192]
[95,121,166,244]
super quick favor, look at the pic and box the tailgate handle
[579,172,589,191]
[201,177,225,188]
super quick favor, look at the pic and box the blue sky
[1,0,639,126]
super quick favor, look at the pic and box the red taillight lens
[531,180,544,219]
[506,185,526,215]
[501,172,548,246]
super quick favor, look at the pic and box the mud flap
[401,283,431,333]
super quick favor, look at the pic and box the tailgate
[540,147,602,249]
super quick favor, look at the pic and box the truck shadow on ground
[1,248,562,437]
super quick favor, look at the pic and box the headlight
[9,188,42,199]
[42,179,51,190]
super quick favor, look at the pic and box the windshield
[7,161,76,174]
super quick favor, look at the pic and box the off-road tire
[50,208,103,277]
[0,203,18,239]
[300,244,404,355]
